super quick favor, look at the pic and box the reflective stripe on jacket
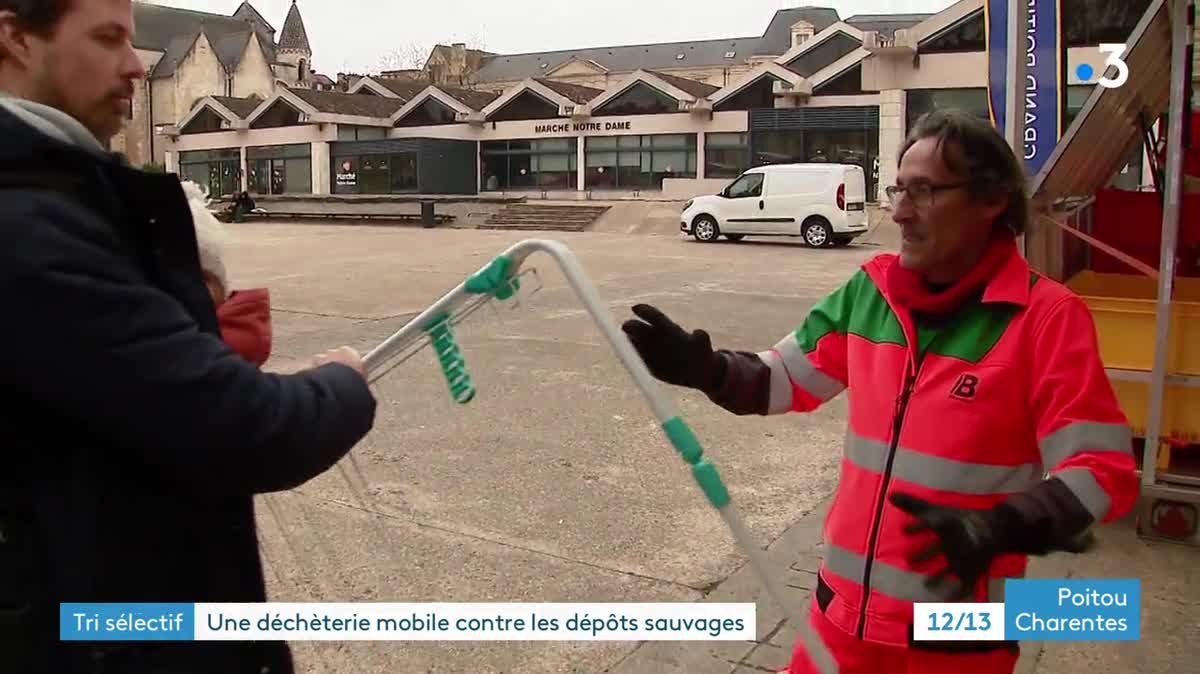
[759,248,1138,646]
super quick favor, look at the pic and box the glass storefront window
[786,32,861,77]
[813,64,866,96]
[333,152,420,194]
[905,88,990,131]
[396,99,458,127]
[248,158,309,195]
[588,137,617,151]
[337,126,388,141]
[246,144,313,195]
[752,128,879,199]
[1063,0,1152,48]
[705,132,750,179]
[391,154,418,192]
[360,156,390,194]
[481,139,578,191]
[179,148,241,198]
[1064,84,1095,130]
[594,84,679,116]
[584,134,697,190]
[287,157,312,193]
[919,10,985,53]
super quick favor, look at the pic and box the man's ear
[979,187,1011,225]
[0,11,36,68]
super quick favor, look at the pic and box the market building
[160,0,1155,202]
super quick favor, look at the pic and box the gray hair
[900,109,1031,236]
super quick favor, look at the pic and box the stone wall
[233,34,276,101]
[110,50,164,167]
[876,89,905,203]
[174,33,227,123]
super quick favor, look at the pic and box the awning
[1031,0,1172,205]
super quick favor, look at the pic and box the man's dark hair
[0,0,73,36]
[900,108,1031,236]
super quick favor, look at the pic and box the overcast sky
[143,0,959,74]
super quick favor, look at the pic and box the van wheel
[725,234,746,242]
[693,215,720,243]
[803,217,833,248]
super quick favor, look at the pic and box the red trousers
[786,599,1019,674]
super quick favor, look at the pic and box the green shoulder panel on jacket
[795,267,1030,361]
[797,268,906,353]
[921,273,1037,362]
[926,301,1021,363]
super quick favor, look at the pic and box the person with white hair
[183,180,273,366]
[182,180,232,304]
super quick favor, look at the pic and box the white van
[680,163,869,246]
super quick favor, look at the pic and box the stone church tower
[276,0,313,87]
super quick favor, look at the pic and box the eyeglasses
[884,182,969,209]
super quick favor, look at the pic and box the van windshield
[726,173,763,199]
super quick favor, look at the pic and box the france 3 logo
[1075,44,1130,90]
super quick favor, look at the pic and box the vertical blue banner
[986,0,1064,176]
[986,0,1009,132]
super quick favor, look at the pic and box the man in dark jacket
[0,1,378,671]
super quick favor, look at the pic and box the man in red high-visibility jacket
[623,109,1138,674]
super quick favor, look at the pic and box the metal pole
[1006,0,1030,254]
[1143,0,1191,488]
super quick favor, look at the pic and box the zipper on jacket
[856,353,924,639]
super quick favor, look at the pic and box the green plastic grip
[662,417,730,508]
[465,254,519,300]
[426,313,475,404]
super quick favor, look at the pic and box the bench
[247,210,456,225]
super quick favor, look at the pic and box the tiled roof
[212,95,264,119]
[535,78,604,104]
[475,36,759,84]
[472,7,930,83]
[436,85,501,111]
[288,89,406,117]
[753,7,842,55]
[135,3,275,79]
[372,78,430,102]
[233,2,275,34]
[645,70,721,98]
[210,31,254,72]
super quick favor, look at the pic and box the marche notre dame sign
[534,121,634,134]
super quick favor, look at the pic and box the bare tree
[376,43,430,73]
[462,27,488,53]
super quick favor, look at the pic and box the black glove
[621,304,726,392]
[890,492,1096,602]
